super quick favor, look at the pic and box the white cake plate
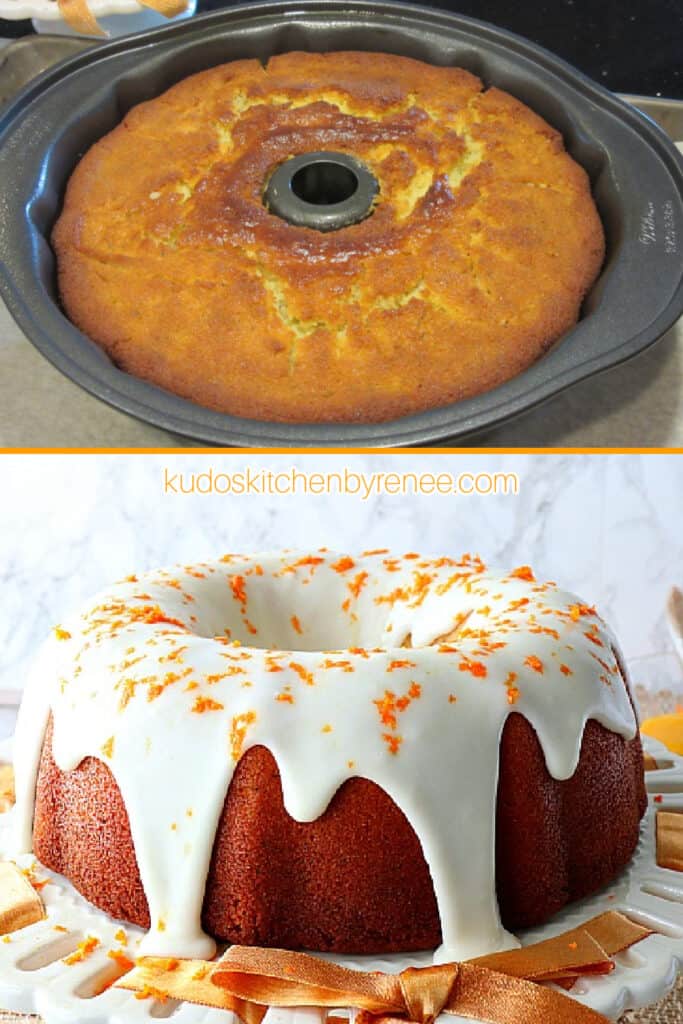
[0,735,681,1024]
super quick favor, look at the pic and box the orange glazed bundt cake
[14,552,645,961]
[52,52,605,424]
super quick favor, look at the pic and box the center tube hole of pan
[291,161,359,206]
[264,152,378,232]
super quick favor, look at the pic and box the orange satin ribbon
[118,911,651,1024]
[0,862,45,935]
[56,0,106,36]
[656,810,683,871]
[57,0,188,36]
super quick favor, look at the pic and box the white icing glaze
[13,551,638,963]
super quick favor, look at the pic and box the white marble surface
[0,453,682,717]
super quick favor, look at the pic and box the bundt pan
[0,1,682,448]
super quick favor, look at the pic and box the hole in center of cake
[290,161,359,206]
[264,151,378,232]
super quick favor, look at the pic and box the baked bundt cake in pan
[52,52,605,424]
[14,551,645,961]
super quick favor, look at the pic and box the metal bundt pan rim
[0,0,682,448]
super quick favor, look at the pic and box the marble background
[1,453,682,730]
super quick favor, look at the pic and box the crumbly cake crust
[52,51,605,423]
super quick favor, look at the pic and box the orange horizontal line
[0,448,682,456]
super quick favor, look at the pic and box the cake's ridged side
[33,717,148,928]
[495,715,646,930]
[33,712,646,954]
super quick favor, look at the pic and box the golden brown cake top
[53,52,605,423]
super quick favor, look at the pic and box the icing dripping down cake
[13,551,646,962]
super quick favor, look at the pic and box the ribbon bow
[118,911,651,1024]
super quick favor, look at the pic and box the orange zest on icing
[230,711,257,761]
[229,575,247,605]
[584,626,605,648]
[342,571,369,612]
[459,658,487,678]
[569,603,597,621]
[21,864,48,892]
[160,646,187,663]
[64,935,100,965]
[277,556,325,577]
[192,696,224,714]
[290,662,314,686]
[502,671,519,703]
[374,586,409,607]
[382,733,403,755]
[374,680,421,752]
[331,556,355,573]
[510,566,535,582]
[107,949,135,972]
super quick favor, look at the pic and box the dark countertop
[402,0,683,98]
[2,0,683,97]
